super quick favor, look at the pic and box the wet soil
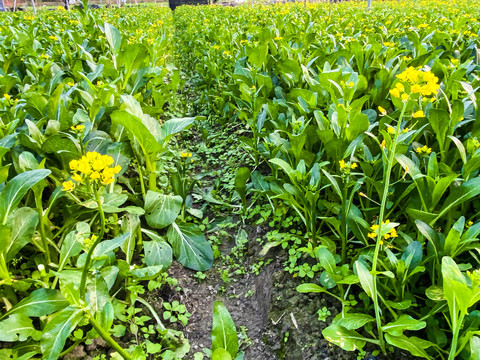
[162,224,366,360]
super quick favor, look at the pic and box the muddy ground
[160,224,380,360]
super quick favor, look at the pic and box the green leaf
[58,230,83,272]
[382,315,426,336]
[145,191,182,229]
[384,334,433,359]
[355,261,374,298]
[212,348,232,360]
[144,238,173,269]
[316,247,336,274]
[5,207,38,261]
[92,233,129,258]
[322,324,367,351]
[0,314,41,342]
[120,214,140,264]
[425,286,445,301]
[3,289,68,319]
[234,167,251,209]
[428,109,449,152]
[335,313,375,330]
[160,117,196,145]
[104,22,121,56]
[110,110,163,155]
[86,274,110,316]
[212,301,238,357]
[442,256,471,315]
[442,177,480,218]
[41,306,84,360]
[167,222,213,271]
[296,283,327,293]
[0,169,51,223]
[470,336,480,360]
[247,44,268,68]
[444,217,464,257]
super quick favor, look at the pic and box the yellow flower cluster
[368,220,398,244]
[83,234,98,250]
[339,159,358,174]
[180,151,193,158]
[71,124,85,132]
[62,152,121,192]
[416,145,432,155]
[391,67,440,98]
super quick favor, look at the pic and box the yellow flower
[72,173,83,183]
[389,88,400,98]
[401,93,409,102]
[62,180,75,192]
[3,93,10,101]
[48,35,58,41]
[416,145,432,155]
[67,81,75,86]
[412,110,425,118]
[387,126,395,134]
[378,106,387,116]
[180,151,193,158]
[339,159,346,169]
[90,171,101,180]
[351,162,358,169]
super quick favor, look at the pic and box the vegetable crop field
[1,0,480,359]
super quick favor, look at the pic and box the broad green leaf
[145,191,182,229]
[400,241,423,270]
[234,167,251,209]
[130,265,164,279]
[144,238,173,268]
[355,261,374,298]
[316,247,336,274]
[425,286,445,301]
[444,217,464,257]
[3,289,68,319]
[104,23,121,56]
[120,214,140,263]
[0,169,51,224]
[110,110,163,155]
[86,274,110,316]
[382,315,426,336]
[441,177,480,219]
[247,44,268,68]
[384,334,433,359]
[322,324,367,351]
[167,222,213,271]
[428,109,449,151]
[442,256,471,315]
[296,283,327,293]
[5,207,38,261]
[92,233,129,258]
[470,336,480,360]
[41,306,84,360]
[0,314,41,342]
[160,117,196,145]
[212,301,238,357]
[335,313,375,330]
[58,230,83,272]
[212,349,232,360]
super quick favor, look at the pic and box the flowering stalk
[371,101,408,354]
[79,186,105,300]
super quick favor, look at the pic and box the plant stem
[79,187,106,300]
[145,155,157,192]
[89,314,132,360]
[371,102,408,354]
[136,160,147,201]
[35,193,51,268]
